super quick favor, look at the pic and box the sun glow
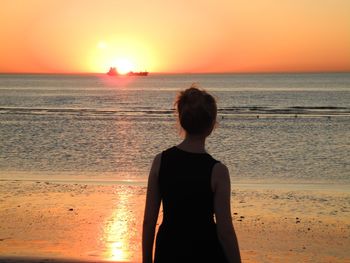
[97,41,107,49]
[88,39,155,74]
[112,58,135,75]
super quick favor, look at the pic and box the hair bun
[175,85,217,135]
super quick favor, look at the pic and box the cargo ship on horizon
[107,67,148,76]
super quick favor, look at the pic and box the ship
[107,67,148,76]
[127,71,148,76]
[107,67,118,76]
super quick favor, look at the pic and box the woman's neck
[177,134,207,153]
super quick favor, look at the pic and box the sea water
[0,73,349,184]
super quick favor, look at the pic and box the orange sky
[0,0,349,74]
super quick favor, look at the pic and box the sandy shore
[0,180,349,263]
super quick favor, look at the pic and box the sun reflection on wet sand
[109,241,127,261]
[102,186,144,262]
[104,195,130,261]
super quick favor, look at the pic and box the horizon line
[1,70,350,75]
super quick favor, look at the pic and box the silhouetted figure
[143,85,241,263]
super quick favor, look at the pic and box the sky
[0,0,349,74]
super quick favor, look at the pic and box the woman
[142,86,241,263]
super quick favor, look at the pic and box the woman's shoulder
[149,152,162,180]
[212,162,229,174]
[151,146,176,166]
[211,162,230,190]
[153,152,162,163]
[163,146,177,153]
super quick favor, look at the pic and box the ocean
[0,73,349,184]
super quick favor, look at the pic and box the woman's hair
[175,84,217,135]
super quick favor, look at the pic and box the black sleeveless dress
[155,146,228,263]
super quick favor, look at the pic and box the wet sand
[0,180,349,263]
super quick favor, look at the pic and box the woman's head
[175,84,217,136]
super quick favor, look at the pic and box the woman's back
[155,146,227,263]
[142,86,240,263]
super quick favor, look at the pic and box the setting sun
[87,38,154,74]
[112,58,135,75]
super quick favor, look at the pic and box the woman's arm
[212,163,241,263]
[142,153,162,263]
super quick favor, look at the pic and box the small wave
[219,106,350,116]
[1,106,349,117]
[0,107,175,117]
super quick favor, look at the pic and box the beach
[1,73,349,262]
[1,179,349,263]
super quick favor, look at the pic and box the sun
[97,41,107,49]
[112,58,135,75]
[89,39,155,74]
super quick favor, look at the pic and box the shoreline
[1,177,349,192]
